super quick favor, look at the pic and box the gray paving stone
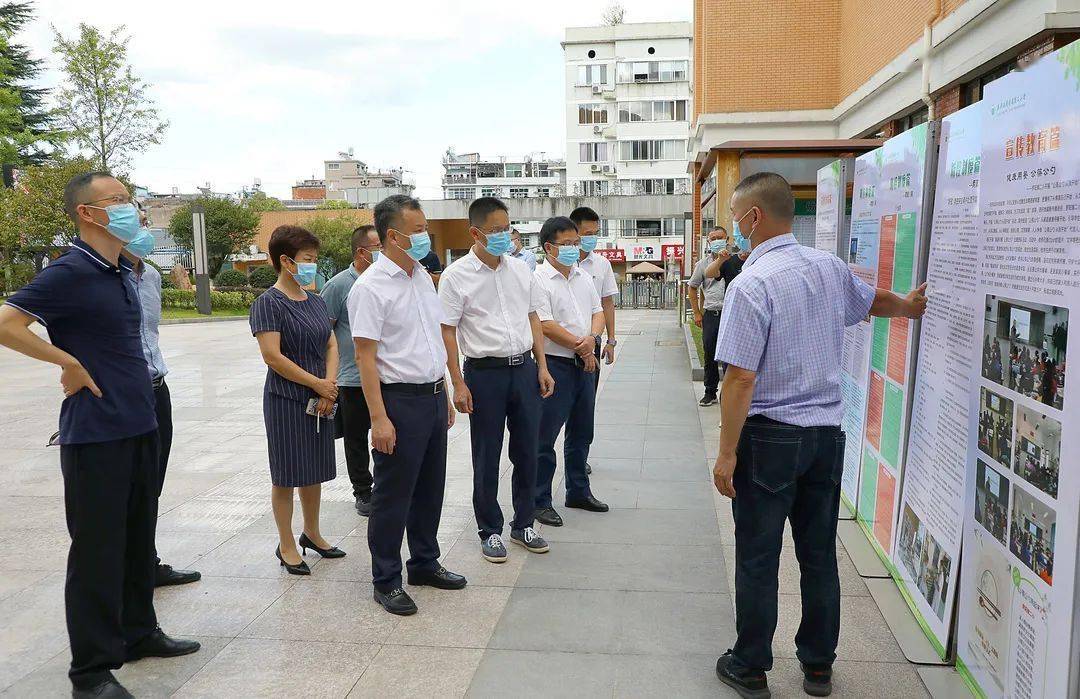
[350,645,483,698]
[468,649,622,698]
[241,579,401,645]
[154,576,294,637]
[539,507,718,545]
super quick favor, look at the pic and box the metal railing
[614,280,681,309]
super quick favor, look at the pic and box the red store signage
[662,244,684,261]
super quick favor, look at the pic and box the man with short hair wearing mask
[531,216,608,528]
[347,195,466,616]
[509,228,538,271]
[439,197,556,563]
[321,224,383,516]
[0,173,199,699]
[711,173,926,698]
[688,227,738,407]
[120,215,202,589]
[570,206,617,476]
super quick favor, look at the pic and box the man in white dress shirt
[531,216,608,528]
[347,195,466,616]
[571,206,618,476]
[440,197,556,563]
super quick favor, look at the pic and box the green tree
[0,157,94,284]
[316,198,352,210]
[168,198,258,277]
[52,23,167,172]
[244,190,286,212]
[0,2,64,164]
[302,215,356,277]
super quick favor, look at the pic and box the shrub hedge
[161,288,256,311]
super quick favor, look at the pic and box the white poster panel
[839,151,881,510]
[894,103,982,655]
[957,42,1080,699]
[816,160,843,256]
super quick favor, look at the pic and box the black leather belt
[546,354,586,368]
[382,379,445,395]
[465,351,531,369]
[704,308,722,316]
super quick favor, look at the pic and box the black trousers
[153,381,172,566]
[61,431,160,689]
[368,389,447,591]
[730,416,844,674]
[337,386,374,497]
[464,357,542,539]
[535,356,595,509]
[702,309,722,395]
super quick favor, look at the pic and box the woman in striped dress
[250,225,346,575]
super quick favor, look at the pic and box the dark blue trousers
[368,389,447,591]
[730,416,845,674]
[464,356,542,539]
[535,355,595,509]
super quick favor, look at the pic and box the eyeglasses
[84,194,134,206]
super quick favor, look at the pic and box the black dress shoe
[72,676,133,699]
[565,495,609,512]
[275,545,310,575]
[155,563,201,587]
[407,565,467,589]
[125,628,200,662]
[534,506,563,527]
[355,492,371,517]
[299,532,346,558]
[374,587,417,616]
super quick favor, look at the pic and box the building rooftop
[563,21,692,45]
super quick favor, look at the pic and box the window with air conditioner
[579,142,609,163]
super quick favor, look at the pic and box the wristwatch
[605,338,618,346]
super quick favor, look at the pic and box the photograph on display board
[1012,405,1061,499]
[981,295,1068,410]
[896,505,953,620]
[1008,485,1055,586]
[977,386,1014,467]
[975,459,1010,546]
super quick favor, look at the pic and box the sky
[21,0,691,199]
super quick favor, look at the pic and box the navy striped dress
[250,287,336,487]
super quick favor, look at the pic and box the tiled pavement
[0,310,958,697]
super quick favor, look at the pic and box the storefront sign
[623,244,660,262]
[661,244,684,261]
[594,248,626,262]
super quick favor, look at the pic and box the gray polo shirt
[687,256,726,311]
[130,262,167,380]
[320,264,362,387]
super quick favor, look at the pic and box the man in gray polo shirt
[689,227,734,407]
[322,224,383,515]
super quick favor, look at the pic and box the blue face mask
[88,202,142,243]
[124,228,156,258]
[483,230,512,256]
[370,251,381,263]
[554,244,580,267]
[398,232,431,261]
[289,259,318,286]
[580,235,598,253]
[731,209,756,251]
[708,239,724,254]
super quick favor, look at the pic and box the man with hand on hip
[711,173,927,699]
[688,226,743,407]
[531,216,608,528]
[347,195,466,617]
[439,197,555,564]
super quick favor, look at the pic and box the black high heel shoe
[275,545,311,575]
[299,533,347,559]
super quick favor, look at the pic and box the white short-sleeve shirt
[347,254,448,384]
[438,250,537,359]
[578,251,618,299]
[531,262,602,358]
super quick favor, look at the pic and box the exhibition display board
[839,151,882,511]
[815,159,845,256]
[893,103,983,657]
[855,123,936,561]
[956,42,1080,699]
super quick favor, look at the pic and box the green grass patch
[689,322,705,364]
[162,307,249,320]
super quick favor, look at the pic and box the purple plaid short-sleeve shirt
[715,233,875,427]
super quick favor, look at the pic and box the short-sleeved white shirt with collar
[438,249,537,359]
[577,251,619,299]
[531,261,602,359]
[346,253,448,384]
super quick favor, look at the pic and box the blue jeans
[730,416,845,673]
[535,355,595,508]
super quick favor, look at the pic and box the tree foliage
[52,22,167,172]
[301,215,355,277]
[167,198,258,278]
[316,198,352,210]
[248,263,278,288]
[0,2,64,164]
[244,190,286,212]
[602,2,625,25]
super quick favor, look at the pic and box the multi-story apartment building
[441,151,566,202]
[322,157,413,206]
[563,21,693,219]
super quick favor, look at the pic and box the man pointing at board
[711,172,927,698]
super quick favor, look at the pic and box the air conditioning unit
[592,85,603,94]
[601,165,612,174]
[590,164,602,172]
[592,125,603,134]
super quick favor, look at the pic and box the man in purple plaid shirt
[711,173,926,699]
